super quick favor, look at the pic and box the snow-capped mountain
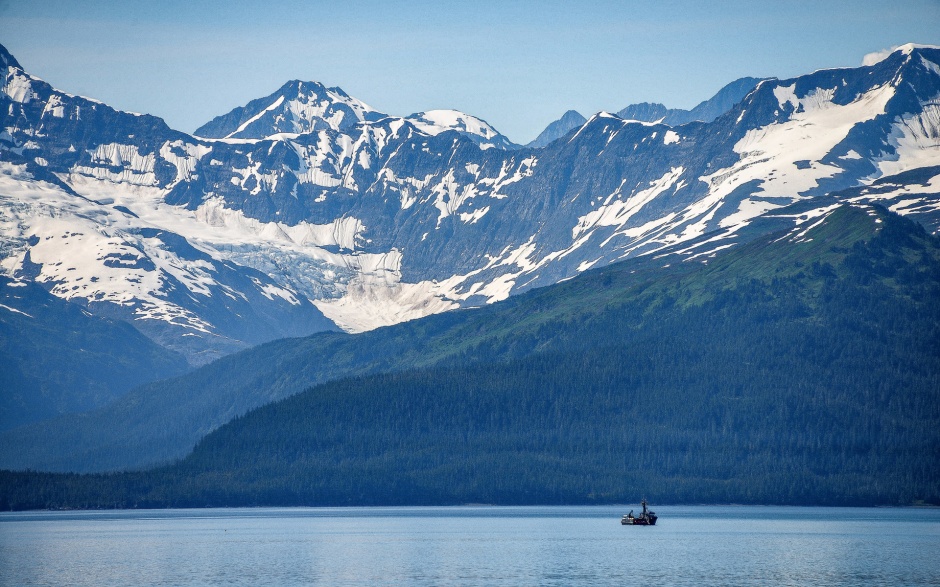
[0,49,335,363]
[194,79,384,140]
[2,42,939,363]
[0,161,336,364]
[193,80,519,151]
[404,109,519,150]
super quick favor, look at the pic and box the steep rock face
[617,77,764,125]
[2,43,940,351]
[617,101,671,122]
[680,76,765,123]
[527,110,588,148]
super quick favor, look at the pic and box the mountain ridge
[526,110,587,148]
[0,275,190,431]
[2,42,939,364]
[194,79,383,140]
[617,77,765,126]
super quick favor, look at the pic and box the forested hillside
[3,205,938,509]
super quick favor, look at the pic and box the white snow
[862,43,940,67]
[702,82,896,201]
[2,69,35,103]
[405,109,512,149]
[193,196,365,251]
[76,143,158,186]
[159,140,212,186]
[312,248,460,332]
[226,95,285,138]
[875,99,940,177]
[847,172,940,218]
[0,303,32,318]
[459,206,490,224]
[430,169,481,225]
[717,198,781,229]
[408,109,499,139]
[772,84,799,110]
[41,94,65,118]
[478,156,538,199]
[0,165,217,334]
[573,167,685,239]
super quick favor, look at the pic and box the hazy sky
[2,0,938,143]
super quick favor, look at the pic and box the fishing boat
[621,499,657,525]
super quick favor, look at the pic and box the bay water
[2,506,938,586]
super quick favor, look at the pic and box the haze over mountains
[527,77,765,148]
[1,42,939,493]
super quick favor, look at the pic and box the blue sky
[2,0,938,143]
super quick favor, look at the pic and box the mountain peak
[405,109,518,150]
[526,110,588,148]
[862,43,940,67]
[194,80,380,140]
[617,77,765,127]
[0,43,21,70]
[617,102,669,123]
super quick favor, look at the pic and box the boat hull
[621,517,657,525]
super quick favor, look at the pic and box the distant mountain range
[617,76,765,126]
[527,77,764,149]
[1,42,939,441]
[4,44,939,348]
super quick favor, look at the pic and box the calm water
[1,506,939,586]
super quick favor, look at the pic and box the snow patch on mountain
[876,101,940,177]
[0,165,216,333]
[846,171,940,220]
[479,156,538,198]
[862,43,940,67]
[2,68,36,104]
[228,95,286,138]
[314,264,459,332]
[77,143,158,186]
[573,167,686,239]
[194,196,365,251]
[406,110,518,150]
[705,82,896,200]
[160,141,212,186]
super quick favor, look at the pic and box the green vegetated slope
[0,277,190,431]
[3,204,938,508]
[0,203,820,473]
